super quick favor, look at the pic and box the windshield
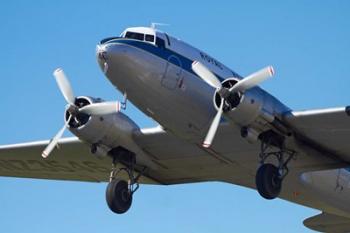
[124,31,155,43]
[145,34,154,42]
[125,31,144,41]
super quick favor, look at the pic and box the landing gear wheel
[106,179,132,214]
[255,163,282,200]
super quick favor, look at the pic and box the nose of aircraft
[96,44,107,60]
[96,43,109,73]
[96,41,128,74]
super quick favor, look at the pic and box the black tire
[106,179,132,214]
[255,163,282,200]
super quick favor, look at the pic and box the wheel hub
[120,189,130,202]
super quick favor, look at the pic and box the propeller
[192,61,222,89]
[228,66,274,93]
[192,61,274,148]
[202,98,224,148]
[42,68,120,158]
[54,68,75,105]
[42,116,72,158]
[79,101,120,115]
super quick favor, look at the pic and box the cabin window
[156,37,165,49]
[145,34,155,42]
[125,31,144,41]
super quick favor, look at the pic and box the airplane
[1,25,350,232]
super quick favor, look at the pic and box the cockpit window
[123,30,155,44]
[125,31,144,41]
[145,34,155,42]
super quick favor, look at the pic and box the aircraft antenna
[151,22,170,29]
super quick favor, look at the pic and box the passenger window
[156,37,165,49]
[145,34,155,42]
[125,32,144,41]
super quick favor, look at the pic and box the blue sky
[0,1,349,232]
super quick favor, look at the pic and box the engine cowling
[213,79,276,137]
[65,96,139,154]
[62,96,158,169]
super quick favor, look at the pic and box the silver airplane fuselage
[96,30,350,218]
[97,38,288,141]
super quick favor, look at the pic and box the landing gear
[255,131,295,200]
[105,147,144,214]
[256,163,282,199]
[106,179,132,214]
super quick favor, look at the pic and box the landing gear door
[161,55,182,90]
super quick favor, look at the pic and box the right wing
[0,124,262,185]
[0,137,157,183]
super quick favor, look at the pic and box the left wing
[283,106,350,163]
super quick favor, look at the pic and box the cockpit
[123,31,155,43]
[100,27,169,50]
[120,27,156,44]
[121,27,169,49]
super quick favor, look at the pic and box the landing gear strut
[255,132,295,200]
[106,147,144,214]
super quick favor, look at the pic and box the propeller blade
[202,99,224,148]
[42,114,72,158]
[229,66,274,93]
[42,124,66,158]
[53,68,75,105]
[192,61,222,89]
[79,101,120,115]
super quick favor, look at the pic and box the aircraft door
[161,55,182,90]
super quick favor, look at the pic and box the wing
[304,212,350,233]
[0,124,265,186]
[133,125,258,185]
[133,123,343,186]
[0,137,157,184]
[0,114,347,186]
[283,107,350,163]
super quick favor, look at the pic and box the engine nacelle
[213,79,276,134]
[65,96,140,155]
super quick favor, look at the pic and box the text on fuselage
[199,52,223,70]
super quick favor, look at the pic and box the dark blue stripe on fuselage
[104,38,227,82]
